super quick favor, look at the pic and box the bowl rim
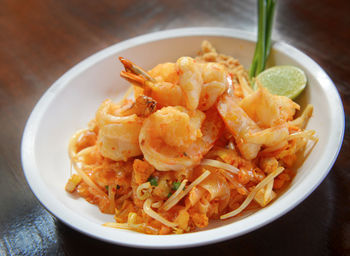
[21,27,345,249]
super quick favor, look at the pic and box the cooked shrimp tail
[120,70,147,87]
[119,57,156,83]
[121,95,157,117]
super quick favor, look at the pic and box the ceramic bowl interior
[21,28,344,249]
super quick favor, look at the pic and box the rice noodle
[201,159,239,175]
[163,179,187,210]
[68,129,90,159]
[220,167,284,219]
[116,191,132,205]
[163,171,210,211]
[288,130,316,141]
[76,145,95,157]
[103,222,144,231]
[71,161,107,197]
[151,201,163,208]
[127,212,137,224]
[74,146,96,168]
[68,128,107,196]
[108,184,116,211]
[220,170,248,195]
[103,221,159,233]
[261,140,288,153]
[162,179,187,210]
[136,182,152,200]
[264,180,274,203]
[143,199,178,229]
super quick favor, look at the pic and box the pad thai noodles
[65,41,317,235]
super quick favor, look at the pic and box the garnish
[255,65,307,99]
[249,0,277,79]
[148,176,158,186]
[172,181,181,191]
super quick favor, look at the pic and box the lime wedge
[255,65,307,99]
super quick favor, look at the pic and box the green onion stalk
[249,0,277,79]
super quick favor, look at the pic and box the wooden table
[1,0,349,255]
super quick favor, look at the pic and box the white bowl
[21,27,344,249]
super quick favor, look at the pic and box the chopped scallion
[172,181,181,191]
[148,176,158,186]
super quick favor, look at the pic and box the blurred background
[0,0,349,255]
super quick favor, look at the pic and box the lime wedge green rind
[254,65,307,99]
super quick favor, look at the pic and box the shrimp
[176,57,203,110]
[139,107,223,171]
[95,100,144,161]
[120,57,184,107]
[239,85,300,128]
[218,93,295,159]
[198,62,228,111]
[119,57,227,111]
[217,94,261,160]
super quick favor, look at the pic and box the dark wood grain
[0,0,349,255]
